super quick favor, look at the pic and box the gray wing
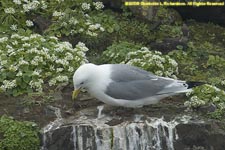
[105,78,182,100]
[105,64,188,100]
[109,64,157,82]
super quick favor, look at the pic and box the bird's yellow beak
[72,88,81,100]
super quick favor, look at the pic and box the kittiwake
[72,63,203,108]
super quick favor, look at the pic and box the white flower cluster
[0,80,17,91]
[88,23,104,31]
[26,20,34,27]
[206,84,222,92]
[76,42,89,52]
[184,84,225,113]
[48,75,68,86]
[23,0,40,12]
[9,65,18,71]
[18,59,29,65]
[93,2,104,10]
[218,103,225,110]
[65,52,73,60]
[16,71,23,77]
[184,96,206,108]
[212,96,220,103]
[81,3,91,10]
[69,17,79,25]
[53,11,65,17]
[55,59,69,66]
[55,41,73,52]
[29,79,44,92]
[0,34,89,95]
[125,47,178,78]
[0,37,8,43]
[221,80,225,86]
[0,60,7,66]
[41,0,47,9]
[10,24,17,31]
[4,7,16,14]
[31,56,44,66]
[84,22,105,36]
[50,1,105,37]
[55,75,69,82]
[32,70,39,76]
[13,0,22,5]
[2,0,48,31]
[185,91,192,97]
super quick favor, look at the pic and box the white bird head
[72,63,97,100]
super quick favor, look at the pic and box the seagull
[72,63,203,108]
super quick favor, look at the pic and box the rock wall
[41,113,225,150]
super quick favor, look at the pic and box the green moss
[0,116,40,150]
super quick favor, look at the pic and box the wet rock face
[41,108,225,150]
[42,118,178,150]
[42,122,225,150]
[42,126,74,150]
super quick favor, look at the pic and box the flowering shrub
[0,0,108,36]
[101,41,143,63]
[102,42,178,78]
[124,48,178,78]
[47,1,114,37]
[0,0,47,31]
[0,33,88,96]
[185,84,225,119]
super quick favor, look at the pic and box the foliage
[102,41,178,78]
[153,7,182,25]
[0,115,40,150]
[81,12,154,54]
[169,48,225,90]
[185,84,225,119]
[168,50,200,78]
[101,41,143,64]
[124,47,178,78]
[0,0,47,32]
[115,18,154,43]
[0,0,108,37]
[206,55,225,71]
[0,32,88,96]
[46,1,155,49]
[46,1,110,38]
[188,21,225,50]
[155,25,183,41]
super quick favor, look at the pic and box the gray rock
[41,105,225,150]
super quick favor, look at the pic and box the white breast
[87,65,118,105]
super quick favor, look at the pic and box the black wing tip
[186,81,205,89]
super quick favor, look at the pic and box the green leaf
[22,75,30,84]
[12,89,19,97]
